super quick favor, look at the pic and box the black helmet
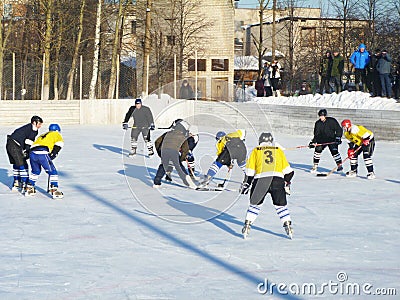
[318,109,327,116]
[259,132,274,144]
[31,115,43,124]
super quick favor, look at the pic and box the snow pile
[250,90,400,111]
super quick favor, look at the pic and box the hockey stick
[284,141,337,151]
[316,145,362,177]
[217,167,232,188]
[47,174,50,193]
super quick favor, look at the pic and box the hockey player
[200,129,247,187]
[309,109,343,173]
[122,98,155,156]
[186,125,199,178]
[153,120,197,188]
[25,124,64,199]
[6,115,43,191]
[240,132,294,239]
[341,119,376,179]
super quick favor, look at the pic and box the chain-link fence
[1,57,137,100]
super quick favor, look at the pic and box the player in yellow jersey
[240,132,295,239]
[25,124,64,199]
[200,129,247,187]
[341,119,375,179]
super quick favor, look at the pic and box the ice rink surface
[0,125,399,299]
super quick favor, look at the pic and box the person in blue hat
[350,43,370,92]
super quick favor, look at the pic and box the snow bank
[248,90,400,111]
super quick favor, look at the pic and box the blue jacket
[350,44,370,69]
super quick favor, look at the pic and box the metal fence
[1,56,137,100]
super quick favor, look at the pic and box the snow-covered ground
[243,89,400,111]
[1,125,399,299]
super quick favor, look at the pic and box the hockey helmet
[341,119,352,129]
[318,109,327,116]
[215,131,226,140]
[174,120,190,134]
[31,115,43,124]
[49,123,61,132]
[259,132,274,144]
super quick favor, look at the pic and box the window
[166,35,176,46]
[211,59,229,71]
[301,27,316,48]
[131,21,136,34]
[188,59,206,71]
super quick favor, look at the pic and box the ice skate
[197,175,211,188]
[241,220,252,239]
[153,184,161,189]
[283,220,293,239]
[25,185,36,196]
[11,180,20,192]
[165,172,172,182]
[367,172,376,179]
[128,147,137,157]
[184,175,198,189]
[346,170,357,178]
[310,165,318,174]
[337,165,343,172]
[49,185,64,199]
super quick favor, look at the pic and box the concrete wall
[1,99,399,141]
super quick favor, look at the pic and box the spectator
[270,60,282,97]
[367,49,382,97]
[319,50,333,94]
[255,77,265,97]
[262,62,273,96]
[179,79,194,99]
[298,80,311,95]
[349,43,370,92]
[393,56,400,100]
[330,49,344,93]
[376,50,392,98]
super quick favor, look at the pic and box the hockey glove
[362,139,370,146]
[308,141,316,148]
[347,148,355,158]
[186,151,194,160]
[284,182,291,195]
[22,149,29,159]
[240,182,250,195]
[335,136,342,145]
[150,123,155,130]
[49,153,57,160]
[122,123,128,130]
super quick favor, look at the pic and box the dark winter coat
[319,54,333,77]
[312,117,343,144]
[179,84,194,99]
[155,130,189,162]
[331,55,344,77]
[123,105,154,128]
[367,54,381,73]
[376,53,392,74]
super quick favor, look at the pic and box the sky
[0,90,399,298]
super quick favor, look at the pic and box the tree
[66,0,86,100]
[107,0,128,99]
[89,0,102,99]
